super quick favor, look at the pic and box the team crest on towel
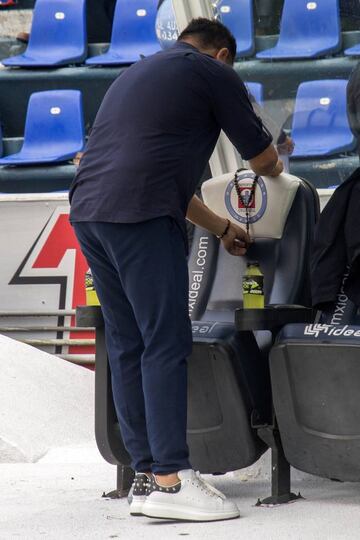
[224,171,267,225]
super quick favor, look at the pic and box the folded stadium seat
[219,0,254,58]
[291,80,355,158]
[256,0,341,60]
[270,290,360,484]
[245,82,263,106]
[2,0,87,67]
[76,170,319,481]
[86,0,160,65]
[0,90,85,166]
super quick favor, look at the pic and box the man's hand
[268,158,284,177]
[221,222,250,256]
[186,195,250,256]
[277,135,295,156]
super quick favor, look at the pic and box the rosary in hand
[233,169,259,236]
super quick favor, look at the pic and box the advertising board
[0,193,94,363]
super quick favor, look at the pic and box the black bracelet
[217,219,231,239]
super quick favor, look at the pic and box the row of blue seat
[3,0,160,67]
[160,0,360,59]
[0,80,354,166]
[249,79,354,157]
[3,0,360,68]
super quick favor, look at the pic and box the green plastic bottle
[242,262,265,309]
[85,268,100,306]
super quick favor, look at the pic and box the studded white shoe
[142,469,240,522]
[129,472,152,516]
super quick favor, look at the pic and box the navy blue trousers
[73,218,192,474]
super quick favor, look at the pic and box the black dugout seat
[270,286,360,483]
[186,170,319,473]
[76,169,319,495]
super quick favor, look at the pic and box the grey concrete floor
[1,449,360,540]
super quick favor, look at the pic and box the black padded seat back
[319,270,358,325]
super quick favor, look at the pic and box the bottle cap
[247,261,260,267]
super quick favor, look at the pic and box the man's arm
[248,144,283,177]
[207,65,283,176]
[186,195,250,256]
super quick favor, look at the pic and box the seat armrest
[76,305,104,328]
[235,305,316,332]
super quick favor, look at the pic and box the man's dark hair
[178,18,237,62]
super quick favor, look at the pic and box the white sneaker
[142,469,240,522]
[129,472,152,516]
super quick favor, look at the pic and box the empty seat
[291,80,355,158]
[257,0,341,60]
[3,0,87,67]
[0,90,85,166]
[245,82,264,106]
[219,0,254,58]
[86,0,160,65]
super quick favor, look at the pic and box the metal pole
[172,0,214,32]
[22,338,95,347]
[0,310,76,317]
[0,326,94,332]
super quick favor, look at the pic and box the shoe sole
[142,501,240,522]
[129,497,146,516]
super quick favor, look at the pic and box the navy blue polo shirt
[69,42,272,240]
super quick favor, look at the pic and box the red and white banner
[0,193,94,362]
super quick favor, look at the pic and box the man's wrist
[215,218,230,238]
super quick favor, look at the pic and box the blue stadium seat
[219,0,254,58]
[3,0,87,67]
[0,90,85,166]
[291,80,355,158]
[257,0,341,60]
[245,82,264,106]
[86,0,160,65]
